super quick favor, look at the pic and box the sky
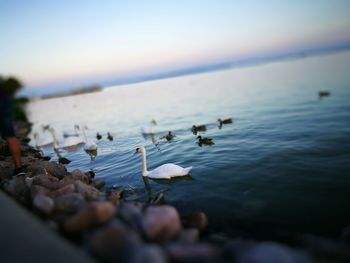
[1,0,350,94]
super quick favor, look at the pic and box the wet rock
[237,242,312,263]
[178,228,199,245]
[1,175,29,204]
[92,179,106,190]
[117,202,143,233]
[26,161,48,176]
[89,219,142,263]
[33,194,54,215]
[75,181,101,201]
[0,167,13,180]
[182,212,208,233]
[63,169,89,184]
[49,184,76,198]
[54,193,86,214]
[165,243,220,262]
[63,202,116,234]
[30,184,51,199]
[142,205,182,243]
[85,170,95,180]
[31,173,59,185]
[106,187,123,205]
[43,162,67,179]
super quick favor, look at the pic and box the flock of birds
[33,117,233,179]
[135,117,232,179]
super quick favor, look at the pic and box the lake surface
[27,51,350,238]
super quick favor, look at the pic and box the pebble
[63,202,116,234]
[178,228,200,245]
[75,181,101,201]
[54,193,86,214]
[92,179,106,190]
[116,202,143,233]
[89,219,142,263]
[182,211,208,232]
[142,205,182,243]
[33,194,54,215]
[106,187,123,205]
[48,184,76,198]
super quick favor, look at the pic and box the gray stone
[116,202,143,233]
[182,211,208,232]
[54,193,86,214]
[89,219,142,263]
[33,194,54,215]
[75,181,101,201]
[142,205,182,243]
[178,228,199,244]
[63,202,116,234]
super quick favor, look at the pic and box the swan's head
[41,124,50,131]
[74,124,80,131]
[217,118,222,123]
[151,120,157,126]
[135,146,146,154]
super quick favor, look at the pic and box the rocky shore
[1,121,350,263]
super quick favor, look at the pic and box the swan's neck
[49,130,59,148]
[82,129,88,143]
[140,149,148,177]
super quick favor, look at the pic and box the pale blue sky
[0,0,350,93]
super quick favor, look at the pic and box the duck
[96,132,102,140]
[141,120,157,135]
[218,118,233,129]
[197,135,214,145]
[134,146,192,179]
[191,124,206,135]
[58,157,71,165]
[33,132,54,148]
[319,90,330,97]
[218,118,233,125]
[162,131,175,141]
[107,132,114,141]
[63,124,80,138]
[82,126,97,152]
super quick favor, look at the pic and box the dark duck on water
[96,132,102,140]
[107,132,113,141]
[191,124,207,135]
[197,135,214,146]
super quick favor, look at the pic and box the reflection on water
[27,51,350,237]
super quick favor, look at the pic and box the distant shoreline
[39,85,103,100]
[25,42,350,98]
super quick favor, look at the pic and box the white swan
[48,127,84,149]
[63,124,80,138]
[135,146,192,179]
[140,120,157,135]
[82,126,97,151]
[33,132,54,148]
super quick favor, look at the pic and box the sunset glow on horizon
[1,0,350,94]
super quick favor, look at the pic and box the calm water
[27,51,350,237]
